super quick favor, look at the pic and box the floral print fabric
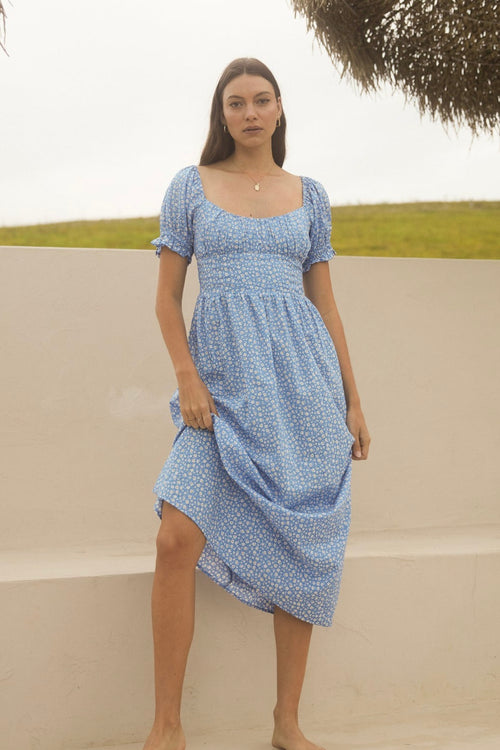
[151,165,354,626]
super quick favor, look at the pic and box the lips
[243,127,263,133]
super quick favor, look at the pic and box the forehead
[223,74,275,99]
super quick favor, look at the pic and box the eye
[229,101,242,108]
[257,98,271,105]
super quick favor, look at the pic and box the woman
[144,58,370,750]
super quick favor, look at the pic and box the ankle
[273,705,299,725]
[152,715,182,733]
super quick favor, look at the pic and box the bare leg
[271,606,326,750]
[142,501,206,750]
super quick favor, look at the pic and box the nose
[245,103,257,119]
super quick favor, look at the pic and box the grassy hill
[0,201,498,259]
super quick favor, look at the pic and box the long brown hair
[199,58,287,167]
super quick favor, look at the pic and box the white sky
[1,0,499,226]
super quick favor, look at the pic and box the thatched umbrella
[0,1,8,56]
[291,0,500,134]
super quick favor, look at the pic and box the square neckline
[194,165,305,221]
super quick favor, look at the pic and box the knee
[155,525,203,570]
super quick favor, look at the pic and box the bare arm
[155,248,218,430]
[155,248,197,377]
[303,261,370,460]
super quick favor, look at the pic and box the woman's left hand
[346,404,370,460]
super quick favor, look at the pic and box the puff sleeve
[150,166,196,264]
[302,178,336,274]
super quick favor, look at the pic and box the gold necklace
[234,163,278,192]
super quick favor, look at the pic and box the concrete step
[73,699,500,750]
[2,527,499,750]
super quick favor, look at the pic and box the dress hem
[154,496,334,628]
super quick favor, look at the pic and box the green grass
[0,217,159,253]
[0,201,498,259]
[332,201,499,259]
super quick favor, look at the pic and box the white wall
[1,248,498,552]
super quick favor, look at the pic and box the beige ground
[78,700,500,750]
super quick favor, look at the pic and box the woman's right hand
[178,369,219,431]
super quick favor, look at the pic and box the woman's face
[221,73,282,148]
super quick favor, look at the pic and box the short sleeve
[302,178,336,274]
[150,166,197,264]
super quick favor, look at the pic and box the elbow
[155,293,181,319]
[155,299,166,320]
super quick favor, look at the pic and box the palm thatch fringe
[0,1,8,56]
[291,0,499,134]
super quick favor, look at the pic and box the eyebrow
[226,91,273,100]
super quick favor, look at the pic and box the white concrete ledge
[1,525,499,582]
[2,533,499,749]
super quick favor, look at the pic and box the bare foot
[142,721,186,750]
[272,719,326,750]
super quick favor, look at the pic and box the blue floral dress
[151,165,354,627]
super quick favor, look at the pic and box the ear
[277,96,283,118]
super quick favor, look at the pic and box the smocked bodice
[151,165,336,280]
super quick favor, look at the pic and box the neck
[229,144,277,175]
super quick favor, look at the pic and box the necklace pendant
[254,183,260,191]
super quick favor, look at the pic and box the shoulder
[198,161,227,173]
[166,164,199,192]
[162,165,203,209]
[301,175,330,205]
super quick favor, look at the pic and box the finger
[361,434,370,459]
[200,409,214,431]
[195,413,207,430]
[184,413,199,429]
[206,399,218,430]
[352,436,362,459]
